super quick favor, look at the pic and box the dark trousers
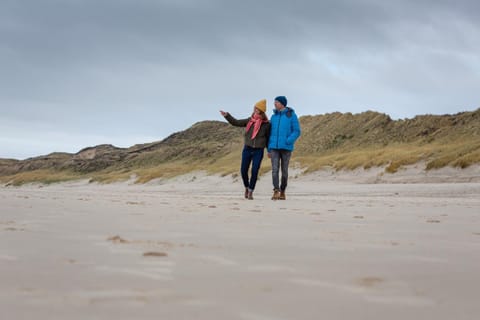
[241,146,264,191]
[270,149,292,191]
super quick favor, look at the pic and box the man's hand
[267,152,272,159]
[219,110,228,117]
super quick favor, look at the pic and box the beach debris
[143,251,168,257]
[107,235,129,243]
[126,201,144,205]
[356,277,384,287]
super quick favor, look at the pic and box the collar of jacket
[273,107,294,115]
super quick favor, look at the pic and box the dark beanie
[275,96,287,107]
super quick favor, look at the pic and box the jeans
[270,149,292,191]
[241,146,265,191]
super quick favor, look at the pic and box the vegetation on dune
[0,170,83,186]
[1,109,479,185]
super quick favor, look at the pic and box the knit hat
[274,96,287,107]
[254,99,267,113]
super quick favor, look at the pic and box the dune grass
[296,139,480,174]
[2,139,478,186]
[425,140,480,170]
[2,138,478,186]
[0,170,83,186]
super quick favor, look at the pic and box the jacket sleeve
[266,122,271,151]
[224,113,249,127]
[286,113,301,145]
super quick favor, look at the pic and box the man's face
[274,100,284,110]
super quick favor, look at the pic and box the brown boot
[244,188,249,199]
[271,189,281,200]
[279,191,286,200]
[247,190,254,200]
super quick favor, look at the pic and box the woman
[220,99,270,200]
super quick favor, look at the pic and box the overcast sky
[1,0,479,159]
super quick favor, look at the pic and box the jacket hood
[273,107,295,115]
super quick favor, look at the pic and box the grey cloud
[1,0,479,159]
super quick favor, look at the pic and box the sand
[1,169,480,320]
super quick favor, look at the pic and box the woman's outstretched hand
[219,110,228,117]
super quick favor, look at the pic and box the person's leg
[241,146,252,197]
[248,148,264,192]
[270,149,281,199]
[279,150,292,196]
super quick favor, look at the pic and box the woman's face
[254,107,261,114]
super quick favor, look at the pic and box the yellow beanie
[254,99,267,113]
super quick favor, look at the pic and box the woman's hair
[251,110,268,120]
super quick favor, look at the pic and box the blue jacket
[268,107,301,152]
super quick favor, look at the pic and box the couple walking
[220,96,301,200]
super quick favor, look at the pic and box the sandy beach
[1,169,480,320]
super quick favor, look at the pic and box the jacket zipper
[276,112,282,149]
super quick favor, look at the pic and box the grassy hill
[296,109,480,173]
[1,109,479,185]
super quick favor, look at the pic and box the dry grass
[2,139,478,186]
[297,139,480,174]
[0,170,82,186]
[426,141,480,170]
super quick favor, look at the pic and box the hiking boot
[247,190,254,200]
[244,188,249,199]
[271,189,281,200]
[279,191,286,200]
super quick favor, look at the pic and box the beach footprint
[143,252,168,257]
[126,201,145,205]
[2,221,25,232]
[356,277,384,288]
[4,227,25,231]
[107,235,129,244]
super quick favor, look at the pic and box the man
[268,96,301,200]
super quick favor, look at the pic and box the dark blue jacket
[268,107,301,152]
